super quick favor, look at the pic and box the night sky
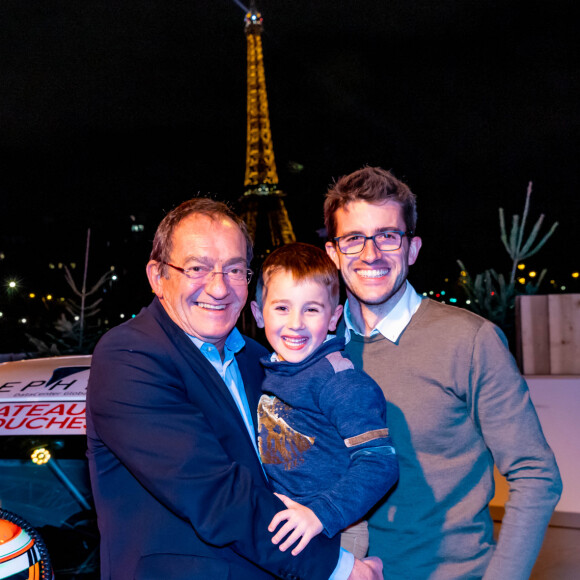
[1,0,578,331]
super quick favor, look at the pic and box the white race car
[0,356,96,579]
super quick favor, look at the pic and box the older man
[324,167,562,579]
[87,198,381,579]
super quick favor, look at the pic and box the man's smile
[356,268,391,279]
[195,301,226,311]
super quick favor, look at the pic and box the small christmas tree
[457,182,558,336]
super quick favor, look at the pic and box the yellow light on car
[31,448,51,465]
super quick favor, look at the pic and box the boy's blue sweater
[257,337,399,538]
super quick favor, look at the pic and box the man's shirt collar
[188,327,245,363]
[344,281,423,343]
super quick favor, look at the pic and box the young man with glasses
[324,167,562,579]
[87,198,382,579]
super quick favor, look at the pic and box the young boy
[250,242,399,559]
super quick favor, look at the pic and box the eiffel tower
[238,3,296,264]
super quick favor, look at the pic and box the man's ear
[328,304,343,332]
[408,236,422,266]
[250,301,265,328]
[146,260,164,298]
[325,241,340,269]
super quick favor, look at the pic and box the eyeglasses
[162,262,253,285]
[333,230,414,255]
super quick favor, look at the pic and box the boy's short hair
[255,242,340,309]
[324,166,417,241]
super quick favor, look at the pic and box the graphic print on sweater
[258,395,315,469]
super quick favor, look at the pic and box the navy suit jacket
[86,298,340,579]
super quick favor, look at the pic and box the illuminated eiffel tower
[238,3,296,263]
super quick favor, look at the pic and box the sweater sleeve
[308,367,399,538]
[468,323,562,580]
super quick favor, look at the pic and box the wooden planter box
[516,294,580,375]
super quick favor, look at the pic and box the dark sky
[1,0,578,299]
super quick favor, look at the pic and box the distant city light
[74,316,80,321]
[112,275,118,281]
[460,271,467,277]
[529,271,537,278]
[572,272,579,279]
[120,313,125,319]
[561,286,566,291]
[29,293,35,298]
[46,294,53,300]
[517,263,526,270]
[0,312,3,317]
[450,298,457,303]
[20,318,27,324]
[422,292,428,297]
[49,263,55,269]
[429,291,434,295]
[0,252,5,260]
[8,281,17,288]
[466,300,471,305]
[518,277,526,284]
[441,290,446,296]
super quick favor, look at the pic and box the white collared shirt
[344,281,423,342]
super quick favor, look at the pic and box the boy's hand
[269,492,324,555]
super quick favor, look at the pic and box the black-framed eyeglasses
[333,230,414,255]
[162,262,253,285]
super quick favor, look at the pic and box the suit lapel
[236,347,263,441]
[149,299,269,473]
[236,344,270,484]
[149,299,249,428]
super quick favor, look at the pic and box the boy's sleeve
[308,360,399,538]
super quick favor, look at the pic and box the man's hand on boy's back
[268,493,324,555]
